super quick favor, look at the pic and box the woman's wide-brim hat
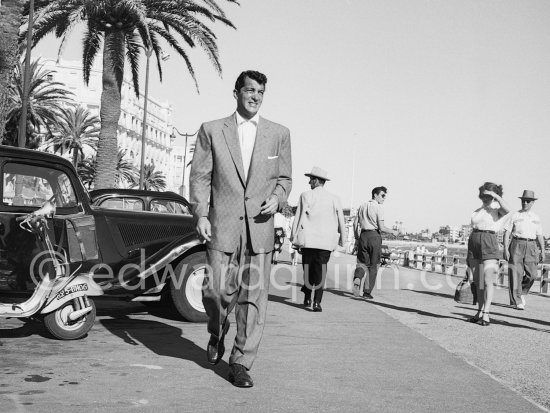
[304,166,330,181]
[519,190,537,200]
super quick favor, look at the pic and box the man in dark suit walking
[190,70,292,387]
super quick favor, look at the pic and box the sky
[33,0,550,234]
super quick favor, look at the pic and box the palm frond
[125,30,142,96]
[82,25,103,85]
[149,24,199,92]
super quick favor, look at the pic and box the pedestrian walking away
[189,70,292,388]
[503,190,545,310]
[352,186,398,299]
[291,167,346,312]
[466,182,510,326]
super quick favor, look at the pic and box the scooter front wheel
[43,298,96,340]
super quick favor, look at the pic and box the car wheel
[169,251,208,322]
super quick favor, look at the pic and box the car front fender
[101,233,205,293]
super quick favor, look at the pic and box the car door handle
[127,248,141,258]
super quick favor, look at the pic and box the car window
[2,162,77,208]
[151,199,191,215]
[99,197,144,211]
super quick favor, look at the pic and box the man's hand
[196,217,212,242]
[338,236,344,247]
[260,195,278,215]
[541,252,546,264]
[504,249,510,261]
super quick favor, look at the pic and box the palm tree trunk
[94,31,124,189]
[72,148,79,167]
[0,0,24,140]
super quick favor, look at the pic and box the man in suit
[190,70,292,388]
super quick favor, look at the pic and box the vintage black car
[0,146,207,322]
[90,188,192,215]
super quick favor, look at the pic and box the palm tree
[48,105,100,166]
[2,58,75,148]
[0,0,25,139]
[138,163,166,191]
[26,0,237,189]
[78,148,139,189]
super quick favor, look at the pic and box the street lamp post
[18,0,35,148]
[138,48,153,190]
[172,127,198,197]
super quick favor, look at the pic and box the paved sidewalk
[0,252,546,412]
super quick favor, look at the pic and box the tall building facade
[41,59,182,191]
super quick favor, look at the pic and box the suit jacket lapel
[222,115,246,186]
[247,117,270,187]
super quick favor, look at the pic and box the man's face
[234,76,265,119]
[309,177,319,190]
[520,198,534,212]
[375,191,387,204]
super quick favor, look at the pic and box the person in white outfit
[291,167,345,312]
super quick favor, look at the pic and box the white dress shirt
[235,111,259,180]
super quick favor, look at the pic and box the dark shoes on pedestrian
[312,302,322,312]
[228,363,253,388]
[304,297,312,308]
[363,292,374,300]
[206,320,230,365]
[477,312,490,327]
[468,314,481,323]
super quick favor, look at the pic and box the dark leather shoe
[304,298,312,308]
[363,292,374,300]
[206,321,230,365]
[228,363,253,388]
[312,302,322,312]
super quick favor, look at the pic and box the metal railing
[389,250,549,294]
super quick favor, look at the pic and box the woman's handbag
[454,279,477,305]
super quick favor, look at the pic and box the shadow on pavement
[95,297,192,323]
[0,318,51,339]
[402,289,455,299]
[268,293,311,311]
[455,305,550,330]
[368,300,465,321]
[450,312,550,332]
[100,315,229,381]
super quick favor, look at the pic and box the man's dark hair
[372,186,388,198]
[234,70,267,91]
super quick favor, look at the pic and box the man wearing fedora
[291,166,346,312]
[352,186,398,299]
[503,190,545,310]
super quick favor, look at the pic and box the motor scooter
[0,201,103,339]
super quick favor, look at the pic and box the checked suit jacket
[190,113,292,254]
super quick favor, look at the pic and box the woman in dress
[467,182,510,326]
